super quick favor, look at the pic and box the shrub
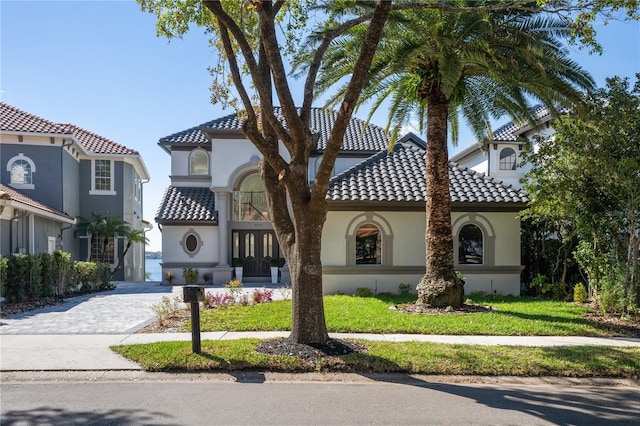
[165,270,174,285]
[224,279,243,298]
[398,283,413,295]
[204,292,235,308]
[182,267,199,285]
[6,254,30,302]
[0,256,7,299]
[355,287,373,297]
[71,261,112,293]
[151,295,181,325]
[529,273,551,295]
[52,250,71,297]
[467,290,487,299]
[202,272,212,284]
[573,283,588,303]
[278,283,292,299]
[252,287,274,304]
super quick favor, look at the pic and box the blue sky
[2,1,639,252]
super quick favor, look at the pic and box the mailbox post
[182,285,204,354]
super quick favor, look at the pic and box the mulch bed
[256,338,367,360]
[0,298,65,318]
[390,302,494,314]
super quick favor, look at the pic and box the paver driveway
[0,282,184,335]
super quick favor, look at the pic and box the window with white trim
[90,159,115,195]
[499,147,517,170]
[90,235,116,265]
[6,154,35,189]
[189,149,209,175]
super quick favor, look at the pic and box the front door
[233,230,280,277]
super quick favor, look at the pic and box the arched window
[7,154,35,189]
[458,224,483,264]
[356,223,381,265]
[233,173,269,221]
[499,147,517,170]
[189,149,209,175]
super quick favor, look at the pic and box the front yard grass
[112,294,640,376]
[196,294,630,337]
[111,339,640,378]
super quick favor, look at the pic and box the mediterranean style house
[450,105,562,188]
[156,107,530,295]
[0,102,150,281]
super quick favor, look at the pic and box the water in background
[145,258,163,282]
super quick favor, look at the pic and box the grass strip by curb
[112,339,640,378]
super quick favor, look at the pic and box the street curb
[1,370,638,387]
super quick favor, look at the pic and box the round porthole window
[181,230,202,257]
[185,234,198,252]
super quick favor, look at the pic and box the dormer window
[189,149,209,175]
[7,154,35,189]
[499,147,517,171]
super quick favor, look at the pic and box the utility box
[183,285,204,303]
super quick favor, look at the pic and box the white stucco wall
[160,225,219,285]
[321,209,522,296]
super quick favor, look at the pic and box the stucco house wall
[1,102,150,281]
[321,210,522,295]
[160,225,219,285]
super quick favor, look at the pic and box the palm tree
[313,2,594,307]
[111,229,149,279]
[78,213,131,265]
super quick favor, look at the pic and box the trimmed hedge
[0,251,114,303]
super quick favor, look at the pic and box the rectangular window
[91,235,116,265]
[90,159,116,195]
[95,159,111,190]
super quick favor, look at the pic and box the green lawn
[111,339,640,377]
[195,294,629,337]
[112,294,640,376]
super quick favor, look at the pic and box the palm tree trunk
[416,88,464,307]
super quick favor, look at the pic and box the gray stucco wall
[78,160,125,218]
[61,149,80,259]
[0,219,10,256]
[32,216,62,253]
[1,144,65,211]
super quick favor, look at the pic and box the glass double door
[233,230,280,278]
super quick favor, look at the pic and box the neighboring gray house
[0,102,150,281]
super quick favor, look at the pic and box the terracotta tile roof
[61,124,138,155]
[0,102,68,134]
[155,186,217,223]
[1,102,138,155]
[0,183,74,221]
[327,143,529,204]
[159,107,390,152]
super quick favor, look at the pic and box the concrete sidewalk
[2,332,639,372]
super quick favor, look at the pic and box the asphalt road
[2,377,639,425]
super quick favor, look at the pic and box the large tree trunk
[416,88,464,307]
[260,141,329,345]
[287,209,329,344]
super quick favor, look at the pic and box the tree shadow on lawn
[490,309,640,337]
[357,372,640,425]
